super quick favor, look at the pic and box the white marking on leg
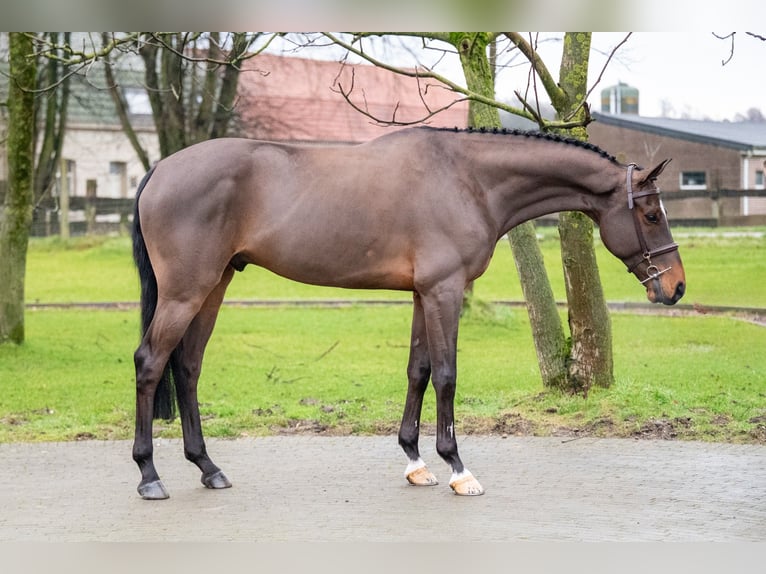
[404,457,427,478]
[449,468,473,485]
[449,467,484,495]
[447,422,454,438]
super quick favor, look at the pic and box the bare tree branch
[570,32,632,122]
[505,32,631,126]
[145,32,278,68]
[514,89,593,129]
[522,33,545,126]
[323,32,535,123]
[505,32,565,108]
[28,32,279,72]
[713,31,736,65]
[331,65,470,127]
[31,32,141,66]
[325,32,603,131]
[101,32,151,171]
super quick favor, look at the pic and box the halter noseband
[625,163,678,284]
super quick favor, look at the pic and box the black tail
[132,166,177,420]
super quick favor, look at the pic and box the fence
[662,188,766,227]
[16,195,134,237]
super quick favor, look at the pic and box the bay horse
[131,127,685,500]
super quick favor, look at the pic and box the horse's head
[597,159,686,305]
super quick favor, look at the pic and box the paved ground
[1,435,764,542]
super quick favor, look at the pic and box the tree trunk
[507,226,568,386]
[556,32,614,392]
[137,33,251,160]
[103,33,151,171]
[0,33,37,344]
[210,33,248,140]
[34,32,71,202]
[194,33,221,142]
[559,213,612,390]
[160,34,187,155]
[453,33,567,386]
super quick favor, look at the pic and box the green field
[2,227,765,444]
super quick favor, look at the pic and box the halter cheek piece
[625,163,679,284]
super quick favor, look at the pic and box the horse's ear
[640,158,672,185]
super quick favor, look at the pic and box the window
[108,161,128,198]
[109,161,125,175]
[124,88,152,115]
[756,170,764,190]
[680,171,707,190]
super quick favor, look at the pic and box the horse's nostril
[675,281,686,300]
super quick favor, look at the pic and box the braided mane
[421,125,618,164]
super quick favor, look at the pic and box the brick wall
[588,121,751,219]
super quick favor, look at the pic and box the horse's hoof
[138,479,170,500]
[406,465,439,486]
[449,470,484,496]
[202,470,232,490]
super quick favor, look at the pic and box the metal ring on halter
[639,263,673,284]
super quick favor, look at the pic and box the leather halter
[625,163,679,284]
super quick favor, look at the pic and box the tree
[555,32,614,391]
[32,32,275,165]
[734,107,765,122]
[1,32,37,344]
[450,32,569,388]
[323,32,624,392]
[0,32,275,345]
[500,31,616,391]
[33,32,72,203]
[1,32,74,343]
[102,32,270,162]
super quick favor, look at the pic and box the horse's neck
[473,142,621,236]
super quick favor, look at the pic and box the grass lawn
[2,227,765,444]
[1,304,764,444]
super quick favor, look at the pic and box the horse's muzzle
[647,278,685,306]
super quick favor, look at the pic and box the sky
[576,32,764,120]
[271,32,764,123]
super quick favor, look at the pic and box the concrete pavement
[1,435,764,541]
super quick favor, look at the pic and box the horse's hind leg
[399,293,438,486]
[133,299,205,500]
[174,267,235,490]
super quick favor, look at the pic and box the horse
[131,126,685,500]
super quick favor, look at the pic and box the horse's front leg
[420,282,484,496]
[399,293,438,487]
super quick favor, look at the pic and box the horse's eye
[645,213,660,224]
